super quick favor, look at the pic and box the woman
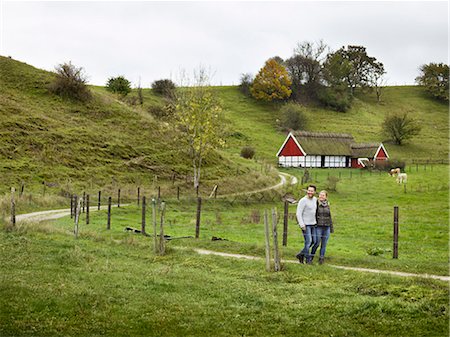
[310,190,334,265]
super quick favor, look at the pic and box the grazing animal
[396,173,408,184]
[389,168,401,176]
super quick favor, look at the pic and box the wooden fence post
[10,187,16,228]
[158,186,161,200]
[282,201,288,246]
[86,194,90,225]
[159,201,166,255]
[70,194,74,219]
[20,183,24,197]
[393,206,399,259]
[195,197,202,239]
[107,197,112,230]
[117,189,121,208]
[152,198,158,253]
[98,191,101,210]
[82,192,86,213]
[141,196,146,235]
[264,210,271,272]
[137,187,140,206]
[177,186,180,201]
[272,208,280,272]
[74,196,82,239]
[73,195,78,223]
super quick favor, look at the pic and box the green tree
[48,62,91,102]
[382,112,421,145]
[334,45,385,96]
[415,62,449,102]
[250,58,292,101]
[106,76,131,96]
[319,52,353,111]
[174,70,224,189]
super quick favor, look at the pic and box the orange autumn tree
[250,58,292,101]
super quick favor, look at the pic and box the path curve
[16,205,127,223]
[194,248,449,282]
[215,172,298,199]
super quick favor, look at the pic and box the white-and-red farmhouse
[276,131,389,168]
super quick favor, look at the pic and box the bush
[48,62,91,102]
[324,175,340,192]
[280,103,307,131]
[317,86,352,112]
[151,79,176,98]
[239,73,253,96]
[106,76,131,96]
[240,146,255,159]
[148,102,174,119]
[373,159,406,172]
[382,112,421,145]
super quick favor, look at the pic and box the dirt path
[16,205,126,223]
[194,249,450,282]
[216,172,298,198]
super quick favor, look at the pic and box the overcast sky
[1,1,448,87]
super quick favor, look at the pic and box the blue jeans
[299,225,317,258]
[311,226,331,258]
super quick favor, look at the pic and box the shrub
[373,159,406,171]
[317,86,352,112]
[280,103,307,131]
[239,73,253,96]
[106,76,131,96]
[382,111,421,145]
[240,146,255,159]
[151,79,176,98]
[325,175,340,192]
[148,101,174,119]
[48,62,91,102]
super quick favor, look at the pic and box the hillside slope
[0,56,447,194]
[0,57,263,194]
[214,85,448,162]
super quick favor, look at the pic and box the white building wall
[279,155,348,168]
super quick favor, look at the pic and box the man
[296,184,317,264]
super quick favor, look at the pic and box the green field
[1,164,448,336]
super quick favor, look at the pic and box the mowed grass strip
[0,227,448,337]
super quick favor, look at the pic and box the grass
[1,224,448,336]
[40,164,448,277]
[1,165,448,336]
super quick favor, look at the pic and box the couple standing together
[295,185,334,265]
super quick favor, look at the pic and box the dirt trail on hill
[16,173,297,223]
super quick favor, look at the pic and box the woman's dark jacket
[316,201,334,232]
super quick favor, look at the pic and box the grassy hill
[214,85,448,162]
[0,57,275,197]
[0,56,448,197]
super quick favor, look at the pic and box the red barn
[276,131,389,168]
